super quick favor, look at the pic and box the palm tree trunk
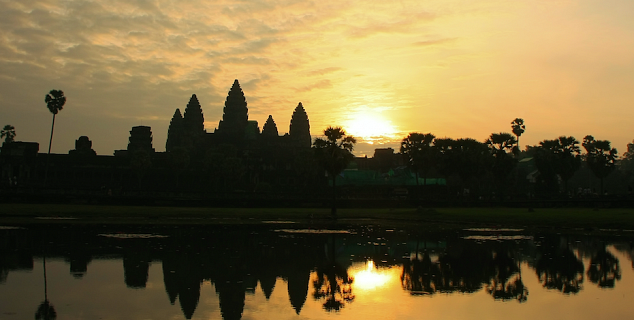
[44,113,56,186]
[48,113,56,154]
[600,177,604,196]
[43,255,48,301]
[331,174,337,218]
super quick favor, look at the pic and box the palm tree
[1,124,16,143]
[313,127,356,218]
[44,90,66,185]
[511,118,526,153]
[44,90,66,155]
[557,136,582,193]
[400,132,436,186]
[582,135,617,195]
[486,133,518,198]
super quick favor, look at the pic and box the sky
[1,0,634,156]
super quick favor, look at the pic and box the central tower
[216,79,249,142]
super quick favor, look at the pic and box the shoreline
[2,203,634,232]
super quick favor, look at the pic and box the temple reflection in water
[1,224,633,319]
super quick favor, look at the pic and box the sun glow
[343,111,398,141]
[351,260,392,291]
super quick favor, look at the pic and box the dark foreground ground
[2,203,634,232]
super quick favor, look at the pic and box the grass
[2,203,634,230]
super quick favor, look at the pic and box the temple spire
[217,79,249,142]
[166,108,184,152]
[289,102,311,148]
[262,115,279,137]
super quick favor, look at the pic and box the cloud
[346,11,436,39]
[412,38,457,47]
[293,79,333,92]
[306,67,343,76]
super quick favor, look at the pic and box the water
[1,223,633,319]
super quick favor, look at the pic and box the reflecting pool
[1,223,634,319]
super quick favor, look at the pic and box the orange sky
[1,0,633,156]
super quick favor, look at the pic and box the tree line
[398,118,630,198]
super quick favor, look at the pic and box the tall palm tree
[45,90,66,155]
[1,124,16,143]
[511,118,526,154]
[44,90,66,185]
[313,127,356,218]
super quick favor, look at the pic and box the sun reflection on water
[350,260,393,291]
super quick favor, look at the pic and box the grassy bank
[2,203,634,230]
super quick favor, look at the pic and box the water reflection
[353,260,391,291]
[1,224,633,319]
[312,235,354,312]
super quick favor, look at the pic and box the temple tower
[166,108,184,152]
[262,115,279,137]
[217,79,249,142]
[127,126,154,153]
[289,102,311,148]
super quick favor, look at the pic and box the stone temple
[166,79,311,154]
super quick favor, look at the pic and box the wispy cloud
[293,79,333,92]
[412,38,457,47]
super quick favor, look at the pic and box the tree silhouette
[556,136,582,193]
[531,136,582,196]
[313,127,356,218]
[401,251,442,295]
[35,300,56,320]
[452,138,490,196]
[1,124,16,143]
[44,90,66,185]
[400,132,436,186]
[44,90,66,155]
[486,133,518,197]
[587,248,621,288]
[582,135,618,195]
[432,138,457,189]
[36,239,56,320]
[532,139,560,195]
[619,140,634,189]
[312,235,354,312]
[534,243,584,294]
[485,251,527,302]
[511,118,526,152]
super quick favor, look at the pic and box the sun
[350,260,392,291]
[343,112,398,141]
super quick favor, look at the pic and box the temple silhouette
[165,79,311,155]
[1,79,438,205]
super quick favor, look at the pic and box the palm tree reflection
[35,253,56,320]
[312,235,354,311]
[401,251,441,295]
[485,251,528,303]
[535,241,584,294]
[587,248,621,288]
